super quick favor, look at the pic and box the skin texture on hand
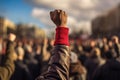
[50,10,67,27]
[8,33,16,42]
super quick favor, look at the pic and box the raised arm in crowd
[0,33,16,80]
[36,9,70,80]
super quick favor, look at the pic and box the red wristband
[54,27,69,46]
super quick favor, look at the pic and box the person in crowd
[69,42,86,80]
[102,37,108,45]
[39,38,51,74]
[70,52,86,80]
[84,47,105,80]
[0,33,16,80]
[111,36,120,58]
[36,9,70,80]
[92,50,120,80]
[34,44,43,75]
[23,39,39,79]
[77,44,87,65]
[10,40,33,80]
[100,37,108,58]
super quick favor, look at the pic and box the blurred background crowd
[1,0,120,80]
[0,32,120,80]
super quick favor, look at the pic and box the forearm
[0,41,15,80]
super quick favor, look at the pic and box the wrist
[57,25,67,28]
[56,24,67,27]
[54,27,69,46]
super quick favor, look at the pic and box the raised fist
[50,9,67,27]
[8,33,16,42]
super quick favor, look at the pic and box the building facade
[0,17,16,38]
[92,4,120,37]
[16,24,45,39]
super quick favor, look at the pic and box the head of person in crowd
[104,50,116,60]
[90,48,101,59]
[78,45,83,53]
[100,44,110,58]
[111,35,120,58]
[108,40,113,48]
[102,37,108,44]
[46,38,54,52]
[35,44,41,55]
[28,39,34,46]
[24,40,33,54]
[16,41,25,61]
[90,40,96,48]
[17,40,23,47]
[112,35,119,44]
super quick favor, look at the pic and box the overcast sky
[0,0,120,34]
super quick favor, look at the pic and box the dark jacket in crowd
[84,58,100,80]
[10,60,33,80]
[0,41,15,80]
[92,59,120,80]
[24,52,39,79]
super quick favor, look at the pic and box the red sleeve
[54,27,69,46]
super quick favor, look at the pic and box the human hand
[50,9,67,27]
[8,33,16,42]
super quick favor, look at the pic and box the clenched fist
[50,9,67,27]
[8,33,16,42]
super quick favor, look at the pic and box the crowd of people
[0,10,120,80]
[69,35,120,80]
